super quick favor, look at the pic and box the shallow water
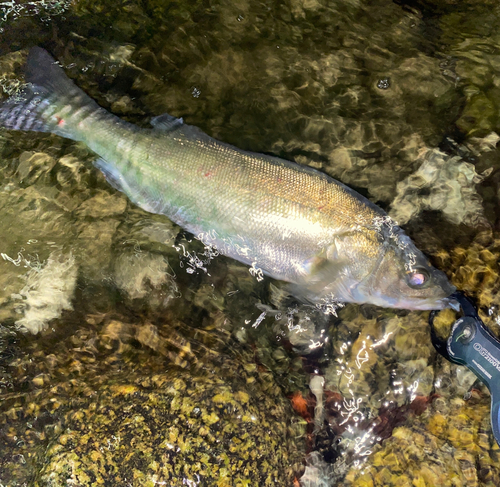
[1,0,500,485]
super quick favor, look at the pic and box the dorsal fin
[150,112,183,132]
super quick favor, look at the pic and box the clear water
[1,0,500,485]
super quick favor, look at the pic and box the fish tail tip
[26,46,53,66]
[25,47,66,89]
[0,47,92,138]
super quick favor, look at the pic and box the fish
[0,47,456,310]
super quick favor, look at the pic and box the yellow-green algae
[0,318,304,486]
[343,397,500,487]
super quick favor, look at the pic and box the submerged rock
[438,4,500,138]
[0,316,304,486]
[37,372,296,486]
[0,179,78,331]
[439,232,500,321]
[76,219,120,279]
[16,152,57,185]
[113,251,178,302]
[75,190,127,219]
[13,252,77,334]
[342,396,500,487]
[390,148,486,227]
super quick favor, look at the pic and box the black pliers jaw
[429,291,500,446]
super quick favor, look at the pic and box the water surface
[1,0,500,485]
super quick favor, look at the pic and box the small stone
[113,251,176,300]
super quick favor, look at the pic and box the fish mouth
[425,290,459,311]
[442,295,460,311]
[397,286,458,311]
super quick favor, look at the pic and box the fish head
[351,227,456,311]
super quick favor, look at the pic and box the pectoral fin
[291,241,351,299]
[299,242,344,280]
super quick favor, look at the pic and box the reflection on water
[1,0,500,485]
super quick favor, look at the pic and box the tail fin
[0,47,101,140]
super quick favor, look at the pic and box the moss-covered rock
[0,317,304,486]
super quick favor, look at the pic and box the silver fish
[0,47,456,310]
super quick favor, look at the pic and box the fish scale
[0,47,456,310]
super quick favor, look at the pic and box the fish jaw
[387,289,458,311]
[341,277,455,310]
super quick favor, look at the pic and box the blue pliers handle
[429,291,500,447]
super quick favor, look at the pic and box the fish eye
[407,268,430,289]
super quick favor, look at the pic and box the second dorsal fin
[150,112,184,132]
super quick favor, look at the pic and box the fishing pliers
[429,291,500,446]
